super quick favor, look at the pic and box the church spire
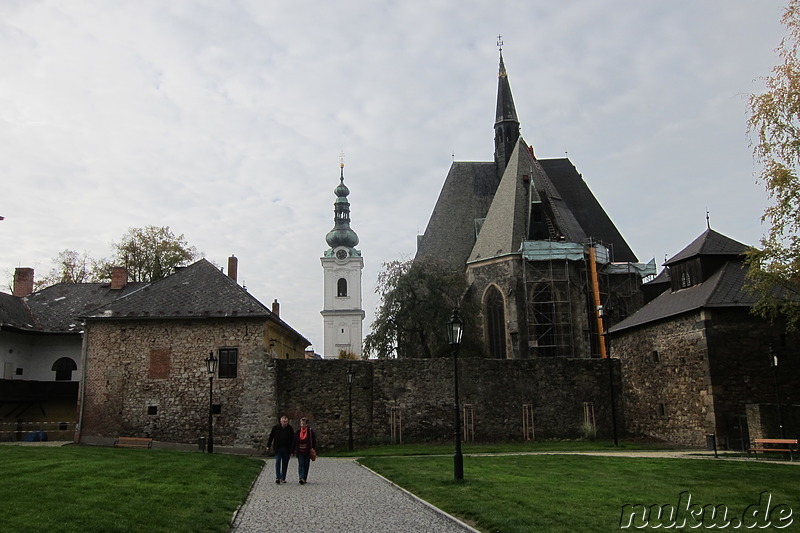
[494,36,520,180]
[325,159,360,252]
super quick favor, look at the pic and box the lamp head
[206,351,218,375]
[446,308,464,346]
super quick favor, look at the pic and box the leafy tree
[29,226,200,290]
[364,259,480,359]
[36,249,96,289]
[747,0,800,330]
[99,225,199,283]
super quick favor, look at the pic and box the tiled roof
[83,259,272,320]
[608,261,754,333]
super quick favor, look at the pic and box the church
[416,47,655,359]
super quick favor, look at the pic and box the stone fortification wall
[611,312,711,447]
[275,357,622,450]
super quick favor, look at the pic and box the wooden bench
[114,437,153,449]
[747,438,798,461]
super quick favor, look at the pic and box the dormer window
[680,271,692,288]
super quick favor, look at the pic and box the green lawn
[323,439,675,457]
[358,454,799,532]
[2,444,796,533]
[0,445,263,533]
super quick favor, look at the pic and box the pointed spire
[494,36,520,181]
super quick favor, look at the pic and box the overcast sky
[0,1,787,353]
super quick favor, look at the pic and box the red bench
[747,438,797,461]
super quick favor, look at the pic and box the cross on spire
[497,34,503,52]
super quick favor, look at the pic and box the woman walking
[292,417,317,484]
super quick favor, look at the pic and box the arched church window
[52,357,77,381]
[337,278,348,297]
[485,286,507,359]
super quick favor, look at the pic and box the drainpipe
[75,322,89,444]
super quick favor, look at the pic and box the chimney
[110,266,128,290]
[272,299,280,318]
[13,267,34,297]
[227,255,238,283]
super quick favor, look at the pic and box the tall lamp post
[446,308,464,481]
[206,351,217,453]
[346,366,355,451]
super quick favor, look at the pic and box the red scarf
[299,427,308,441]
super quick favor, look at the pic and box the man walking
[267,416,294,484]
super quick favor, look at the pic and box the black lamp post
[346,366,355,451]
[206,351,217,453]
[446,308,464,481]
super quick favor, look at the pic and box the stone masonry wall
[275,357,623,450]
[611,312,711,447]
[81,318,276,450]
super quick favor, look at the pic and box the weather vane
[497,34,503,52]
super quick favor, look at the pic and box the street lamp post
[446,309,464,481]
[346,366,355,452]
[206,351,217,453]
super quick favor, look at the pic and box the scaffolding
[524,257,574,357]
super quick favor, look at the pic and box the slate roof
[608,230,754,334]
[539,158,638,263]
[415,161,499,269]
[608,262,754,333]
[0,292,35,331]
[0,281,146,333]
[665,228,748,265]
[83,259,273,321]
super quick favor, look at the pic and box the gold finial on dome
[339,150,345,169]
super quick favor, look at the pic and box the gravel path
[229,457,478,533]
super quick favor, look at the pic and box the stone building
[608,229,800,448]
[78,258,310,450]
[416,49,654,358]
[0,266,145,441]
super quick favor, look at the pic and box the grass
[323,439,675,457]
[358,454,800,532]
[0,445,263,533]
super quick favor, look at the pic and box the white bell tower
[321,160,365,358]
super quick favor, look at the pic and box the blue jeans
[274,448,290,481]
[297,453,311,481]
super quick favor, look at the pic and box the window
[485,286,507,359]
[218,348,238,378]
[657,403,667,417]
[651,350,660,363]
[337,278,348,297]
[52,357,77,381]
[147,406,158,415]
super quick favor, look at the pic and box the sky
[0,0,788,354]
